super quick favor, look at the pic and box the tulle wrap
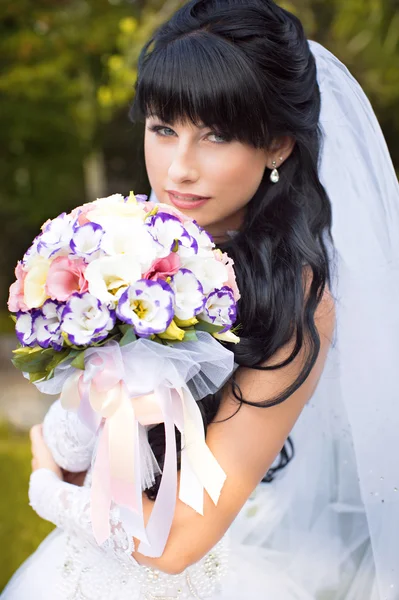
[33,331,234,557]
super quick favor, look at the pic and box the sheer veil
[149,41,399,599]
[310,40,399,599]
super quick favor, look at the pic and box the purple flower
[146,213,197,256]
[15,310,38,347]
[22,235,41,267]
[37,213,74,258]
[35,300,65,350]
[60,292,115,346]
[70,222,104,257]
[201,286,237,332]
[116,279,174,337]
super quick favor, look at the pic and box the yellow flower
[174,316,198,328]
[24,256,51,309]
[158,320,185,341]
[213,330,240,344]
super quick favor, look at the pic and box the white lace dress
[1,399,319,600]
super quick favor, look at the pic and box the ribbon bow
[59,339,228,557]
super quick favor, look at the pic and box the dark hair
[130,0,332,499]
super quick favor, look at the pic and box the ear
[267,136,296,169]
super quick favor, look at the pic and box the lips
[166,191,211,210]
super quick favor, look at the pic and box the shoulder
[303,265,335,339]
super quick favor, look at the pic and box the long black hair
[130,0,332,499]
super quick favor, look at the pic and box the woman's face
[144,117,270,238]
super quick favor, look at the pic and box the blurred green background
[0,0,398,591]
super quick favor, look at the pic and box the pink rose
[144,253,181,282]
[8,261,28,312]
[142,201,157,214]
[46,256,89,302]
[215,251,241,301]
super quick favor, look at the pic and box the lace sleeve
[42,400,96,472]
[29,468,137,562]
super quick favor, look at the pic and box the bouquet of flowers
[8,192,240,557]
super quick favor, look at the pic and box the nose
[168,142,199,185]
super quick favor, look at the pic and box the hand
[30,424,62,479]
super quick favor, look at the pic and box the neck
[206,207,245,244]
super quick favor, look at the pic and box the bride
[2,0,399,598]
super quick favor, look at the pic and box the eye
[207,131,230,144]
[148,125,176,137]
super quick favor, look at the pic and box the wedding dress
[0,398,319,600]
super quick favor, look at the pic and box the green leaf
[45,349,71,372]
[11,348,55,373]
[71,351,86,370]
[118,324,131,335]
[119,326,137,347]
[29,371,47,383]
[182,329,198,342]
[194,320,224,334]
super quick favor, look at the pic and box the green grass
[0,422,53,592]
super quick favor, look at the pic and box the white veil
[149,41,399,599]
[311,40,399,599]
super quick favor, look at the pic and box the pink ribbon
[59,343,227,557]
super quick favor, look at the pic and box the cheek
[144,134,168,190]
[207,148,266,208]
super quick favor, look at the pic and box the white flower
[171,269,205,320]
[87,193,147,221]
[116,279,174,337]
[181,255,229,295]
[61,292,115,346]
[84,255,142,306]
[98,218,158,271]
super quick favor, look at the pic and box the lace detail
[43,400,96,472]
[29,469,229,600]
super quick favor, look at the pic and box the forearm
[29,469,136,560]
[42,400,95,472]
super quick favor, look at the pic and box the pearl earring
[270,157,284,184]
[270,160,279,184]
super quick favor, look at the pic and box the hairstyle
[130,0,332,499]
